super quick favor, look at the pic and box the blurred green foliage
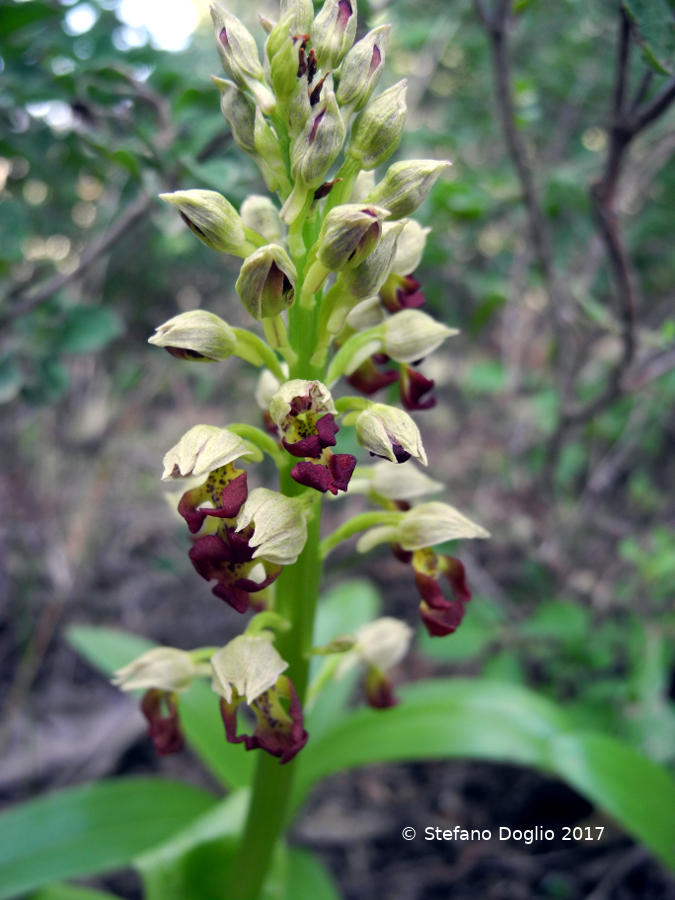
[1,0,673,808]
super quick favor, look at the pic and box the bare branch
[0,194,152,326]
[632,75,675,135]
[475,0,566,373]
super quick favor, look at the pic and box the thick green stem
[227,475,322,900]
[228,173,325,895]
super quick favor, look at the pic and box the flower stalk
[117,1,488,896]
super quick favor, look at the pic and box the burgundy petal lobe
[419,599,466,637]
[141,689,184,755]
[226,528,256,563]
[400,366,436,411]
[390,441,411,464]
[291,460,332,492]
[189,534,232,580]
[315,413,339,448]
[202,471,248,519]
[365,668,399,709]
[281,679,309,763]
[283,433,323,458]
[415,571,467,636]
[212,582,250,613]
[328,453,357,493]
[415,570,446,606]
[219,697,247,746]
[347,358,399,396]
[250,681,309,764]
[234,563,282,594]
[178,487,208,534]
[392,543,413,564]
[442,555,471,604]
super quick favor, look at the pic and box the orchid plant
[3,4,675,898]
[113,0,487,894]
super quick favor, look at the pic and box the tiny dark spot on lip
[219,26,228,47]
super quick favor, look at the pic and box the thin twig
[0,193,152,326]
[473,0,566,383]
[545,9,675,461]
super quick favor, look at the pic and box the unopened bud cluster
[115,0,487,764]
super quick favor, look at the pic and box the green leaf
[66,626,254,790]
[136,791,249,900]
[0,779,216,900]
[57,307,122,354]
[293,679,569,810]
[308,579,380,738]
[551,732,675,870]
[285,850,341,900]
[294,676,675,869]
[623,0,675,75]
[520,600,590,646]
[29,885,122,900]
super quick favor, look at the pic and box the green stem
[320,510,402,558]
[228,174,326,896]
[227,474,322,900]
[325,328,383,386]
[233,328,285,379]
[227,423,285,466]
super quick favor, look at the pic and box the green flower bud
[162,424,259,480]
[341,220,404,299]
[236,487,308,565]
[366,159,451,220]
[212,77,256,154]
[390,219,430,275]
[312,0,358,68]
[355,402,427,465]
[160,190,253,257]
[290,77,345,189]
[241,195,284,243]
[347,80,407,171]
[382,309,457,364]
[253,108,283,170]
[316,204,389,272]
[236,244,296,319]
[289,72,312,136]
[211,634,287,704]
[336,25,390,112]
[265,17,299,102]
[113,647,202,693]
[210,3,275,112]
[211,3,264,83]
[148,310,237,362]
[280,0,314,33]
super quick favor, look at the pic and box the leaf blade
[0,778,216,900]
